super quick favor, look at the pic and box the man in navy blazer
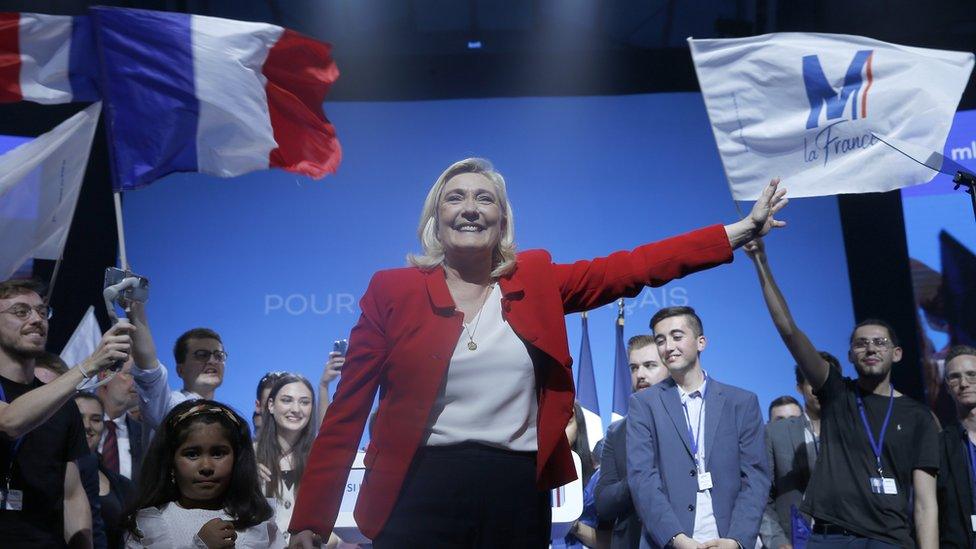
[627,306,769,549]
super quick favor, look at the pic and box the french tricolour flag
[90,7,341,190]
[0,12,98,104]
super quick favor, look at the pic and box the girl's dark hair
[123,400,272,538]
[255,374,318,500]
[571,401,595,486]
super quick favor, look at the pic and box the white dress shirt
[678,376,719,542]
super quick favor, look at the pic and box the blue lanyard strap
[965,434,976,514]
[854,385,895,476]
[680,375,708,468]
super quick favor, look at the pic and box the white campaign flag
[60,306,102,368]
[689,33,973,200]
[0,102,101,279]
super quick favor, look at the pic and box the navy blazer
[938,423,975,548]
[626,376,769,548]
[596,418,642,549]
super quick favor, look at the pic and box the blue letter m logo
[802,50,873,129]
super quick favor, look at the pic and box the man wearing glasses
[744,239,939,548]
[0,279,132,547]
[127,301,228,432]
[938,345,976,548]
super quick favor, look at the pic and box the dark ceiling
[1,0,974,103]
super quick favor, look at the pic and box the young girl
[123,399,285,548]
[256,374,339,547]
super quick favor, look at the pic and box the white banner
[60,306,101,369]
[0,102,101,279]
[689,33,974,200]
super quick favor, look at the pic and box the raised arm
[0,323,131,439]
[316,352,343,428]
[553,179,786,314]
[126,301,158,371]
[743,238,828,390]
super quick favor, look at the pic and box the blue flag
[575,312,603,449]
[612,300,630,421]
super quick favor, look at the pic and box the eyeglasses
[0,303,53,321]
[945,370,976,386]
[851,337,892,350]
[191,349,228,363]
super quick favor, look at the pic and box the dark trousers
[372,442,551,549]
[807,533,901,548]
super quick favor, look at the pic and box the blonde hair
[408,158,516,277]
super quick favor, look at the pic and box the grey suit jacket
[626,377,769,549]
[596,418,641,549]
[759,416,816,548]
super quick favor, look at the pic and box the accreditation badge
[869,477,897,495]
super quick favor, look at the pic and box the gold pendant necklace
[462,283,494,351]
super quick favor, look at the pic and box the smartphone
[104,267,149,307]
[332,339,348,356]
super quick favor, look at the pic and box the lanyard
[854,385,895,476]
[0,380,24,507]
[680,375,708,470]
[966,434,976,516]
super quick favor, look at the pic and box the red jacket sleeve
[289,272,390,535]
[552,224,733,313]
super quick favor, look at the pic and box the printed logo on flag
[801,49,880,167]
[803,49,874,129]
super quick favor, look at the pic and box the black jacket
[938,422,975,548]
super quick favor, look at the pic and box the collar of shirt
[677,374,708,403]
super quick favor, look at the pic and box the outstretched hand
[748,178,788,237]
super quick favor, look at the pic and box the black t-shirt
[801,368,939,547]
[0,376,89,548]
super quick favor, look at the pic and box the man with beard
[94,359,143,482]
[627,307,769,549]
[596,334,670,549]
[760,354,840,549]
[127,301,227,432]
[745,239,939,548]
[937,345,976,548]
[0,279,132,547]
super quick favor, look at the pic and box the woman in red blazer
[289,159,787,548]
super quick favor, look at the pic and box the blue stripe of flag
[575,314,600,416]
[68,16,99,102]
[91,7,199,190]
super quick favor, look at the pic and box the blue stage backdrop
[122,92,855,433]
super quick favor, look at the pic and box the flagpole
[113,192,129,271]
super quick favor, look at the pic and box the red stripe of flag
[263,29,342,179]
[860,51,874,119]
[0,13,23,102]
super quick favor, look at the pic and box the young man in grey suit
[597,335,670,549]
[627,306,770,549]
[760,356,840,549]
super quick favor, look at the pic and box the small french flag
[90,7,341,190]
[0,12,99,104]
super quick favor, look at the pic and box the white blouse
[124,502,286,548]
[424,285,539,451]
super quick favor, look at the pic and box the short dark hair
[946,345,976,367]
[627,334,655,355]
[173,328,223,364]
[850,318,900,348]
[794,351,841,385]
[35,352,69,375]
[649,306,703,336]
[768,395,801,418]
[74,392,104,410]
[0,278,45,300]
